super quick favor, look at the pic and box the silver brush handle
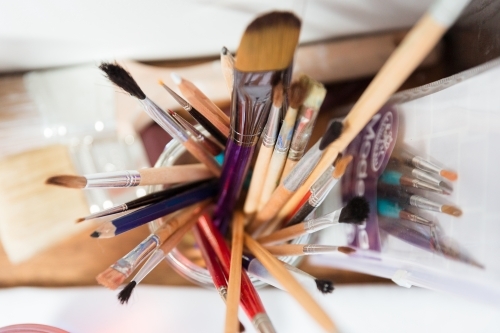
[303,244,339,255]
[85,171,141,188]
[283,142,322,191]
[304,209,341,232]
[111,234,160,277]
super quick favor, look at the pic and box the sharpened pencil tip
[90,231,100,238]
[221,46,228,55]
[170,72,181,85]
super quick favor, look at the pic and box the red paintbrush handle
[197,213,267,320]
[193,225,227,292]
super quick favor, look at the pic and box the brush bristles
[440,170,458,181]
[273,82,284,108]
[118,281,137,304]
[99,62,146,100]
[96,267,126,290]
[338,246,356,255]
[441,205,462,217]
[289,78,310,109]
[75,217,85,223]
[319,121,343,150]
[235,11,301,72]
[339,196,370,224]
[332,155,353,178]
[45,175,87,189]
[314,279,334,294]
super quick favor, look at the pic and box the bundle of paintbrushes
[43,1,475,332]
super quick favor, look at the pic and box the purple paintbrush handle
[213,141,254,233]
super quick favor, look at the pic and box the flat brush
[197,213,274,333]
[46,164,213,189]
[243,82,284,216]
[380,169,449,194]
[99,62,221,176]
[258,78,309,210]
[244,234,337,333]
[264,244,355,257]
[280,78,327,181]
[273,0,470,236]
[220,46,235,97]
[242,253,334,295]
[257,197,369,246]
[76,180,209,222]
[378,183,462,217]
[90,179,218,238]
[170,73,230,140]
[247,121,344,235]
[377,197,433,226]
[117,204,203,304]
[398,150,458,181]
[166,107,224,156]
[160,80,227,145]
[285,154,353,227]
[387,157,453,192]
[96,203,207,290]
[213,11,301,233]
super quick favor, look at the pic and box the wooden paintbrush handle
[138,164,214,186]
[244,145,273,215]
[182,139,222,177]
[257,223,306,245]
[258,151,288,210]
[280,159,297,184]
[262,244,304,256]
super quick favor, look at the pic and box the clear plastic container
[147,135,311,288]
[0,324,68,333]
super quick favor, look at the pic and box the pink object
[0,324,68,333]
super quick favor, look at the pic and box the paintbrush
[263,244,355,257]
[257,197,369,246]
[243,82,284,216]
[379,169,449,194]
[117,204,203,303]
[90,179,218,238]
[397,150,458,181]
[76,180,209,222]
[212,11,301,233]
[170,73,230,140]
[387,157,453,192]
[377,197,433,226]
[225,212,245,333]
[96,202,207,290]
[160,80,227,145]
[284,155,353,227]
[192,224,246,333]
[242,253,334,295]
[166,108,224,156]
[257,78,310,211]
[220,46,235,97]
[197,213,274,333]
[244,234,337,333]
[46,164,213,189]
[270,0,471,227]
[378,183,462,217]
[99,62,221,176]
[280,78,327,181]
[246,121,344,235]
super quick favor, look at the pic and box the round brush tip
[442,205,462,217]
[440,170,458,181]
[75,217,85,223]
[118,281,137,304]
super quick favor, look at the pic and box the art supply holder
[312,58,500,306]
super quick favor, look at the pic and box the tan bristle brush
[46,164,213,189]
[96,201,208,290]
[263,244,356,257]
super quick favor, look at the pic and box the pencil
[220,46,235,97]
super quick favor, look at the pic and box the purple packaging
[341,105,399,251]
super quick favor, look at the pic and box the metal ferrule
[305,209,341,232]
[410,178,447,194]
[262,105,282,148]
[411,156,442,174]
[85,170,141,188]
[252,313,276,333]
[231,69,277,146]
[288,109,314,161]
[218,286,228,302]
[411,168,442,186]
[303,244,339,255]
[110,234,160,277]
[160,82,191,111]
[399,210,434,226]
[133,248,166,284]
[84,203,127,220]
[171,111,204,141]
[309,165,336,207]
[283,143,322,191]
[409,195,442,212]
[141,97,189,142]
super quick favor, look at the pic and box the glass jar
[147,136,312,288]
